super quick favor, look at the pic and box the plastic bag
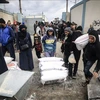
[68,52,76,64]
[4,56,13,64]
[38,57,63,62]
[41,70,68,85]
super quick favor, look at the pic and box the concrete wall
[84,0,100,32]
[71,4,83,26]
[0,9,14,24]
[23,18,43,34]
[70,0,100,33]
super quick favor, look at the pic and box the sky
[0,0,82,21]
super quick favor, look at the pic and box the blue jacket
[42,35,56,52]
[0,26,15,46]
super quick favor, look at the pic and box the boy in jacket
[82,30,100,86]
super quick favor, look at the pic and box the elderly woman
[16,25,34,71]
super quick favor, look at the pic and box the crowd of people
[0,18,100,87]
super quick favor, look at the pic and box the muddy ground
[25,42,88,100]
[0,41,88,100]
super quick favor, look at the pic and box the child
[33,34,42,58]
[42,27,56,57]
[82,30,100,86]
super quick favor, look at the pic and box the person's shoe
[67,76,72,80]
[97,77,100,82]
[82,81,90,87]
[72,75,77,79]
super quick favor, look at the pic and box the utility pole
[66,0,69,21]
[75,0,77,4]
[19,0,22,14]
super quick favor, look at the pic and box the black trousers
[68,50,81,77]
[2,42,15,61]
[0,45,8,74]
[35,50,41,58]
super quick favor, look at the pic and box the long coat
[17,32,34,71]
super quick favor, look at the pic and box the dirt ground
[25,42,88,100]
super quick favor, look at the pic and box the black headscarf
[89,30,100,59]
[18,25,27,39]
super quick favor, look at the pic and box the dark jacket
[83,30,100,72]
[17,32,32,51]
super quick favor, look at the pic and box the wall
[84,0,100,32]
[23,18,43,34]
[71,4,83,26]
[70,0,100,33]
[0,9,14,24]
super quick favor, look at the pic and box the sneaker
[97,77,100,82]
[82,81,90,87]
[72,75,77,79]
[67,76,72,80]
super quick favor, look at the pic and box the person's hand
[62,41,65,44]
[93,71,98,78]
[17,50,20,53]
[54,52,57,56]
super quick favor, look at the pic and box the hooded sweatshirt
[42,28,56,52]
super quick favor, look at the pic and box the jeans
[44,51,55,57]
[84,60,95,79]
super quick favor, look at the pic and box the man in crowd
[0,18,15,60]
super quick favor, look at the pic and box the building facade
[70,0,100,33]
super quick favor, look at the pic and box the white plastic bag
[68,52,76,64]
[38,57,63,62]
[39,61,64,68]
[41,70,68,76]
[4,56,13,64]
[74,34,100,50]
[41,70,68,85]
[7,61,21,70]
[74,34,88,50]
[40,66,67,71]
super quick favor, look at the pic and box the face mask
[21,30,26,33]
[2,25,4,28]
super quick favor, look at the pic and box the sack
[74,34,88,50]
[74,34,100,50]
[20,44,29,50]
[68,52,76,64]
[4,56,13,64]
[7,61,21,70]
[41,70,68,85]
[38,57,63,62]
[39,61,64,68]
